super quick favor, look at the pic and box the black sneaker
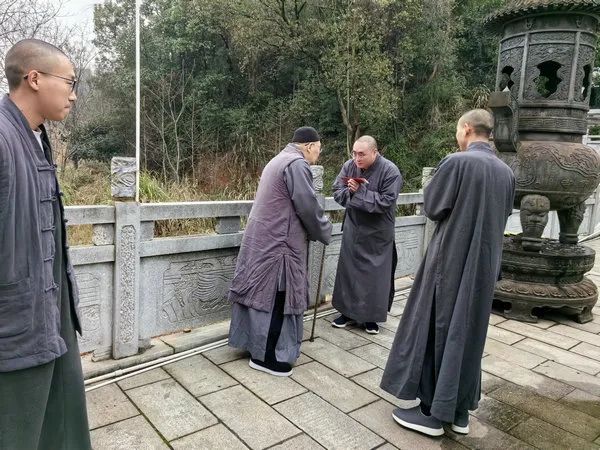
[249,358,293,377]
[451,410,470,434]
[392,406,444,437]
[332,314,354,328]
[365,322,379,334]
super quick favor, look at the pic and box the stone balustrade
[67,158,427,361]
[67,158,600,361]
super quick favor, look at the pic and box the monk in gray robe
[380,110,515,437]
[0,40,91,449]
[228,126,332,377]
[331,136,402,334]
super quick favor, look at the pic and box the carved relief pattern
[530,31,575,44]
[518,116,587,134]
[501,238,595,283]
[508,142,600,206]
[498,48,523,93]
[395,228,421,276]
[501,35,525,51]
[75,272,101,349]
[160,255,237,324]
[545,145,600,180]
[558,201,587,237]
[496,277,597,300]
[524,44,573,100]
[111,157,137,198]
[119,225,136,343]
[573,45,596,103]
[580,32,598,47]
[310,166,324,191]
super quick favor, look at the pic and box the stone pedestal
[495,236,597,323]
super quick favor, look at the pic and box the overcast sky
[55,0,101,36]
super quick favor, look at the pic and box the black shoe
[392,406,444,437]
[451,410,470,434]
[249,358,293,377]
[332,314,355,328]
[365,322,379,334]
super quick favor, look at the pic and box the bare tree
[0,0,97,167]
[0,0,77,90]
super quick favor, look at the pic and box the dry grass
[59,156,420,245]
[59,159,260,244]
[58,162,111,245]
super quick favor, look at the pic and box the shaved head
[5,39,69,91]
[355,135,378,151]
[352,135,379,169]
[457,109,494,138]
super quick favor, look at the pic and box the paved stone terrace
[86,240,600,449]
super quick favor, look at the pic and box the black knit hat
[292,126,320,143]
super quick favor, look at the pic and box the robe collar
[466,141,494,154]
[285,143,305,157]
[359,153,381,176]
[0,94,52,166]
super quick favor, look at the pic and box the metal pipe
[86,339,228,392]
[84,308,338,392]
[579,230,600,243]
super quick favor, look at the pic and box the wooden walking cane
[309,243,327,342]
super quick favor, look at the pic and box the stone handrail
[68,158,429,362]
[67,158,600,362]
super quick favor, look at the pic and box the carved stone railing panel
[66,163,431,359]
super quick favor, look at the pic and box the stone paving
[86,239,600,449]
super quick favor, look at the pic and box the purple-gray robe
[228,145,332,363]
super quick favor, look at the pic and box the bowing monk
[331,136,402,334]
[228,126,332,376]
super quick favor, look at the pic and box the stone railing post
[111,157,140,359]
[308,165,326,308]
[421,167,436,254]
[589,185,600,236]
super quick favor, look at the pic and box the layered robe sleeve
[284,159,332,245]
[332,161,352,207]
[348,171,402,213]
[0,135,11,216]
[333,161,402,213]
[0,135,12,283]
[423,156,460,222]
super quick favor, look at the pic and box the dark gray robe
[380,142,515,422]
[0,133,91,449]
[331,155,402,323]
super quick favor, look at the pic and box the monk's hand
[348,179,360,193]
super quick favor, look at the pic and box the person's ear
[24,70,41,92]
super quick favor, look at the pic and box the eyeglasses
[24,71,77,93]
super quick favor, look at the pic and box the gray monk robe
[228,144,332,363]
[0,95,90,449]
[380,142,515,422]
[331,155,402,323]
